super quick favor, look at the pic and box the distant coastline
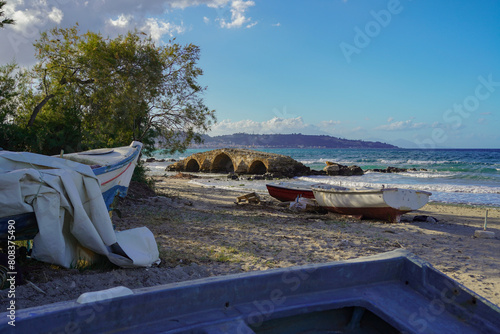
[191,133,397,149]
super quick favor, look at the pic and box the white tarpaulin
[0,151,159,268]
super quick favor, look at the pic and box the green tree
[0,1,14,28]
[0,62,25,151]
[0,0,16,151]
[23,25,215,154]
[0,63,17,123]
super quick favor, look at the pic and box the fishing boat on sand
[0,141,143,241]
[0,141,159,270]
[312,185,431,223]
[1,250,498,333]
[266,182,315,202]
[61,141,143,210]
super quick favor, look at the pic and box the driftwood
[235,192,260,204]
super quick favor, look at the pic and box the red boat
[266,182,315,202]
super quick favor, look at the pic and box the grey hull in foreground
[1,250,499,333]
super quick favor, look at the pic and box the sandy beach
[2,175,499,311]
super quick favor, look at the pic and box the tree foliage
[3,24,215,154]
[0,1,14,28]
[0,63,17,123]
[0,62,27,150]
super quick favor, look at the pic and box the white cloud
[104,14,185,42]
[318,120,341,129]
[246,21,258,28]
[209,117,349,136]
[168,0,231,10]
[203,16,210,24]
[108,14,133,28]
[1,1,69,64]
[376,119,427,131]
[1,0,260,66]
[166,0,258,29]
[218,0,256,29]
[211,117,307,135]
[47,7,63,24]
[7,3,63,33]
[272,22,281,27]
[141,18,185,41]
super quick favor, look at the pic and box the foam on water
[145,161,174,176]
[187,175,500,206]
[297,175,500,206]
[147,147,500,207]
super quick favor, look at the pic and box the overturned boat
[312,185,431,223]
[1,250,498,333]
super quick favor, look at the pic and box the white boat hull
[62,141,143,209]
[312,186,431,223]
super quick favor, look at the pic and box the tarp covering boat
[0,150,159,268]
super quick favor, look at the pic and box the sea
[147,148,500,207]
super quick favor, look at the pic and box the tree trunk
[27,94,55,126]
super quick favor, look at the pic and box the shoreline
[146,155,500,207]
[1,175,499,311]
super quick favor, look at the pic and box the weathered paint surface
[313,187,431,223]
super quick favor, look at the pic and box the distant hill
[191,133,397,149]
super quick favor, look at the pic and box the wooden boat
[61,141,143,210]
[0,141,142,240]
[266,182,315,202]
[312,185,431,223]
[1,250,499,333]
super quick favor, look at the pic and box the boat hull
[0,142,142,240]
[1,250,498,333]
[62,141,143,210]
[266,183,314,202]
[313,187,431,223]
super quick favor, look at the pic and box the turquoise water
[151,148,500,206]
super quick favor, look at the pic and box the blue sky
[1,0,499,148]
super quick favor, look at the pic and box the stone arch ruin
[185,159,200,172]
[248,160,267,174]
[167,148,309,177]
[211,153,235,173]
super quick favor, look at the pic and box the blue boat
[0,141,142,241]
[1,250,498,333]
[61,141,143,211]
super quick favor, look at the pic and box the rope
[27,162,46,205]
